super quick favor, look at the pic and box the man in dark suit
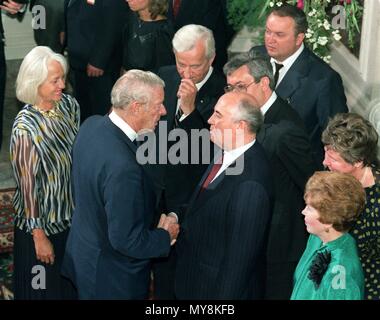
[30,0,65,53]
[167,0,234,71]
[224,53,316,299]
[65,0,128,122]
[251,4,348,168]
[158,24,226,218]
[0,0,28,150]
[153,24,225,299]
[62,70,179,299]
[175,92,274,299]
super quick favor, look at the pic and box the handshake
[157,212,180,246]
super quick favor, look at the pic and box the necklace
[33,102,61,119]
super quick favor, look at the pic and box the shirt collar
[210,140,255,183]
[109,111,137,142]
[195,66,213,90]
[271,43,304,87]
[261,91,278,116]
[223,140,255,168]
[272,43,304,68]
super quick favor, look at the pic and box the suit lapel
[186,149,224,213]
[164,73,181,130]
[263,98,281,124]
[257,124,272,147]
[276,49,310,104]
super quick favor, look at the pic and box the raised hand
[177,79,197,115]
[0,1,24,14]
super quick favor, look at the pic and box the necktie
[173,0,181,18]
[200,154,224,191]
[174,107,183,128]
[274,62,284,86]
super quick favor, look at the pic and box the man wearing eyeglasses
[224,53,317,300]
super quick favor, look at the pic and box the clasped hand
[157,213,180,246]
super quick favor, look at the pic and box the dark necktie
[200,154,224,192]
[174,106,183,128]
[173,0,181,18]
[274,62,284,86]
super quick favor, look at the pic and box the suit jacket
[65,0,128,71]
[251,46,348,168]
[167,0,234,70]
[62,115,171,299]
[258,98,316,265]
[157,65,226,214]
[175,142,274,299]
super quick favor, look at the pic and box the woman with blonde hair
[11,46,79,299]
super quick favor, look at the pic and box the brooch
[308,250,331,288]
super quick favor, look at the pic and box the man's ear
[260,76,270,89]
[296,32,305,47]
[208,54,216,67]
[130,101,140,114]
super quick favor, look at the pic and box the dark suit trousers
[72,68,118,123]
[0,38,6,151]
[153,249,177,299]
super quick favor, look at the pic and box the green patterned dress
[350,168,380,300]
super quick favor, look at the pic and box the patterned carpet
[0,188,15,300]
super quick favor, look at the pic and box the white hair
[111,69,165,109]
[16,46,67,105]
[172,24,215,60]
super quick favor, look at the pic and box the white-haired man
[62,70,179,299]
[154,24,226,299]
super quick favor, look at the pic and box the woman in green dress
[322,113,380,300]
[291,171,366,300]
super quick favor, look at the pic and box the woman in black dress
[123,0,175,73]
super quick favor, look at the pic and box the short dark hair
[149,0,168,20]
[223,52,275,91]
[269,3,308,35]
[322,113,379,167]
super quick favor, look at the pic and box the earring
[325,227,330,233]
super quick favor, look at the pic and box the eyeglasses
[224,81,256,93]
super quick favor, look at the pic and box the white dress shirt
[109,111,137,142]
[212,140,256,183]
[271,43,304,88]
[260,91,278,116]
